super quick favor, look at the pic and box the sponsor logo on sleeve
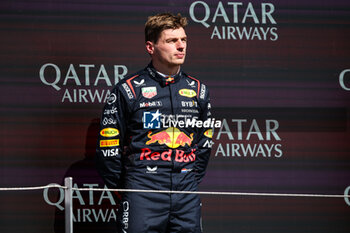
[122,83,134,99]
[141,86,157,99]
[122,201,129,231]
[200,84,206,99]
[204,129,213,138]
[107,93,117,105]
[101,148,119,157]
[100,128,119,137]
[100,139,119,147]
[207,102,212,116]
[203,129,214,148]
[203,139,214,148]
[102,117,117,126]
[179,89,196,98]
[104,107,117,115]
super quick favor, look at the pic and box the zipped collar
[146,63,183,87]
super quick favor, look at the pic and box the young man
[96,13,212,233]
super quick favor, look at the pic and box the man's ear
[146,41,154,55]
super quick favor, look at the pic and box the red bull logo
[140,148,196,163]
[146,127,193,148]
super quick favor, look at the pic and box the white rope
[0,184,349,199]
[73,187,349,198]
[0,184,65,191]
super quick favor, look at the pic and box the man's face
[147,27,187,68]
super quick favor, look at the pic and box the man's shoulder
[117,68,148,86]
[113,67,151,100]
[181,72,209,100]
[182,72,200,83]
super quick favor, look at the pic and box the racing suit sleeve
[194,84,212,184]
[95,87,129,189]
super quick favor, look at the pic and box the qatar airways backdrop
[0,0,350,232]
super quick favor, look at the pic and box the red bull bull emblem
[146,127,193,148]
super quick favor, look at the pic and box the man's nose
[176,41,185,50]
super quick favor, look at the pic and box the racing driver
[96,13,212,233]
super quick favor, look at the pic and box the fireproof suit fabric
[96,63,212,233]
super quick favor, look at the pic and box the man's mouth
[175,53,185,59]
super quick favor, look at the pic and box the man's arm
[194,83,212,184]
[95,87,129,189]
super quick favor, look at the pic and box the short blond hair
[145,13,187,43]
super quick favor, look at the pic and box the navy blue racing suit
[96,63,212,233]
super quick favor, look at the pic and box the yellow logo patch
[100,139,119,147]
[100,128,119,137]
[179,89,196,98]
[204,129,213,138]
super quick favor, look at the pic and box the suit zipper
[168,84,175,209]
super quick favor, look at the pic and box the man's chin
[172,59,185,65]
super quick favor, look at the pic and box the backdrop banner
[0,0,349,232]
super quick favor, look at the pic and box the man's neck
[152,61,180,76]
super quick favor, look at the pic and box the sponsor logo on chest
[179,89,196,98]
[141,86,157,99]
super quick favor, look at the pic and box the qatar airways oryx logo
[189,1,278,41]
[39,63,128,103]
